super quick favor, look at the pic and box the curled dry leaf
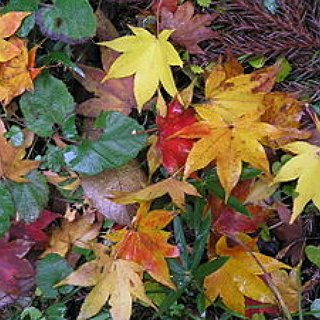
[41,207,102,257]
[107,204,179,288]
[108,177,200,210]
[56,244,155,320]
[204,234,290,315]
[82,160,147,225]
[0,119,40,182]
[160,1,218,54]
[0,12,31,62]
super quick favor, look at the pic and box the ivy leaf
[36,0,96,44]
[7,170,49,223]
[20,72,75,138]
[99,26,183,110]
[0,182,15,236]
[64,112,147,175]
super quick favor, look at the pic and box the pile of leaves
[1,0,320,319]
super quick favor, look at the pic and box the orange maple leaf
[108,204,179,288]
[0,12,30,62]
[204,234,290,315]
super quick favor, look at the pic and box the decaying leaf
[99,26,183,109]
[0,119,40,182]
[82,160,147,225]
[175,107,281,198]
[109,177,200,210]
[0,12,30,62]
[204,235,290,314]
[108,204,179,288]
[56,244,155,320]
[160,1,218,54]
[41,206,102,257]
[273,141,320,223]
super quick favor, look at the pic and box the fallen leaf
[0,238,34,295]
[108,204,179,288]
[10,210,61,250]
[0,12,31,62]
[160,1,218,54]
[204,234,290,314]
[99,26,183,109]
[41,207,102,257]
[0,37,38,105]
[82,160,147,225]
[209,180,271,235]
[56,244,155,320]
[0,119,40,182]
[155,97,197,175]
[273,141,320,223]
[152,0,178,13]
[76,64,136,117]
[109,177,200,210]
[261,93,310,147]
[175,107,280,197]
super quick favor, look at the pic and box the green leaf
[64,112,147,175]
[4,125,24,147]
[0,182,15,237]
[4,0,40,37]
[7,171,49,223]
[36,254,73,299]
[21,307,44,320]
[20,72,75,138]
[36,0,96,44]
[305,245,320,268]
[276,58,292,83]
[248,56,266,69]
[46,303,67,320]
[196,0,212,8]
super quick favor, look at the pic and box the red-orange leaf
[108,205,179,288]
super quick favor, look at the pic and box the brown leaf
[76,64,136,116]
[160,1,218,54]
[82,160,147,225]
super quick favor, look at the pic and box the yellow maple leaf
[204,235,290,315]
[273,141,320,223]
[56,244,155,320]
[175,106,280,198]
[108,177,200,210]
[98,26,183,110]
[0,11,30,62]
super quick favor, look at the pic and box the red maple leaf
[156,98,197,174]
[152,0,178,13]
